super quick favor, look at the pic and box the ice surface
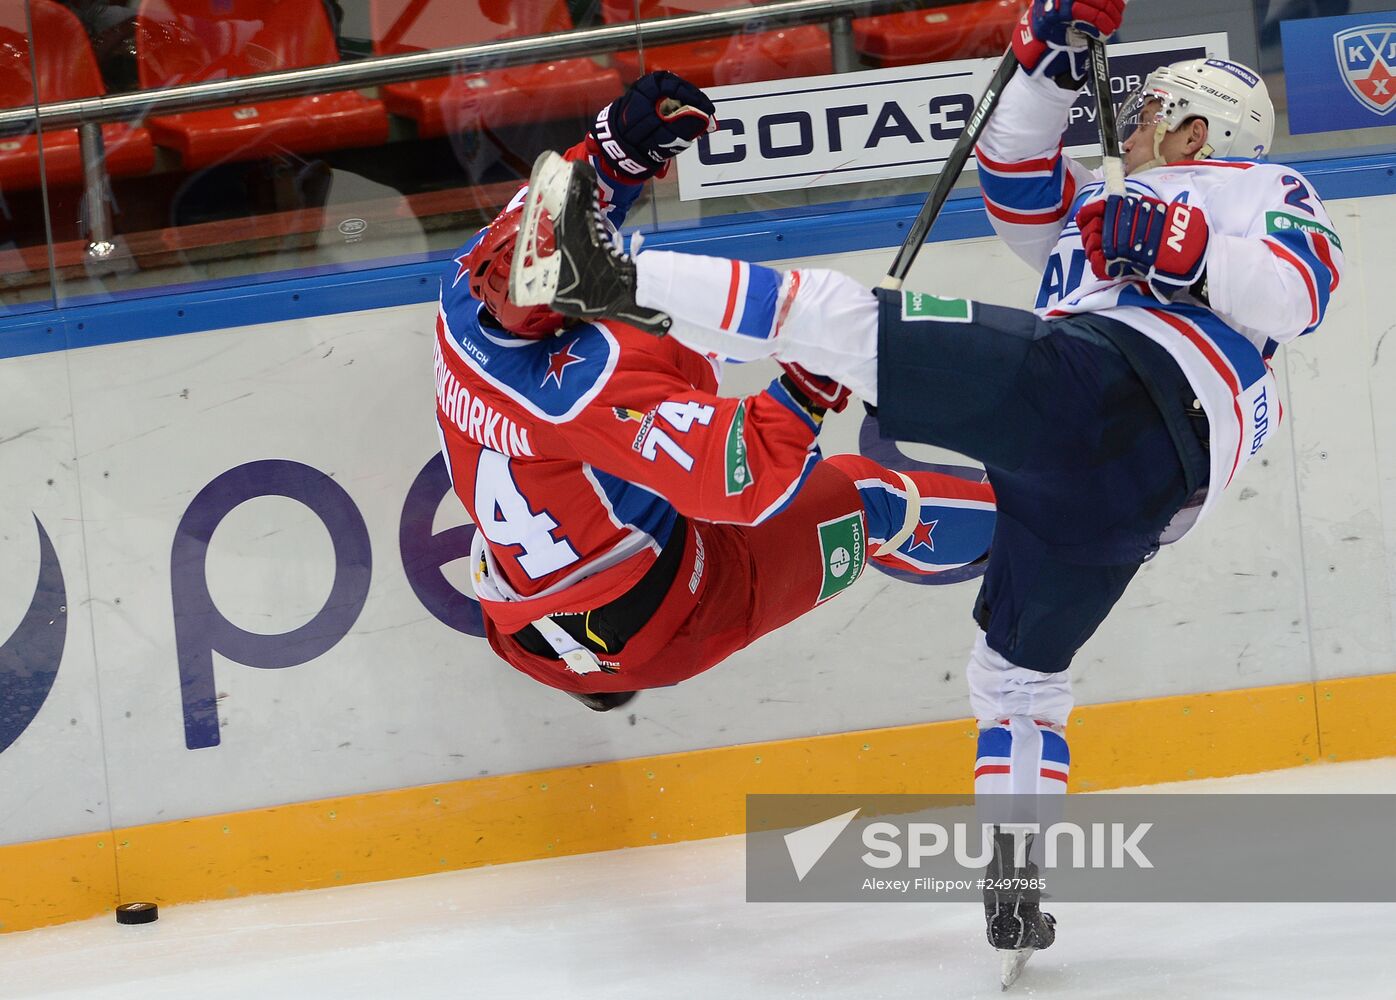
[3,759,1395,1000]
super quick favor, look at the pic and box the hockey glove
[779,361,852,418]
[587,71,717,182]
[1013,0,1126,85]
[1078,193,1209,300]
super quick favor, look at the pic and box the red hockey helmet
[464,202,566,338]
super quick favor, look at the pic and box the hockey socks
[964,633,1073,979]
[974,716,1070,800]
[822,455,995,575]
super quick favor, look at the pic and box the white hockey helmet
[1118,57,1276,166]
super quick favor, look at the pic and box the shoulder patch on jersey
[816,512,865,603]
[1266,211,1343,249]
[438,305,620,423]
[724,405,754,496]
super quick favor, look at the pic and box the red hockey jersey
[435,224,825,634]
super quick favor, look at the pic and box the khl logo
[1335,25,1396,115]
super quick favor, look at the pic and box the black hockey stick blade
[878,48,1019,291]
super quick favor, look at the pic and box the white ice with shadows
[4,759,1395,1000]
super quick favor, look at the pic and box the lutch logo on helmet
[1334,25,1396,115]
[0,516,67,755]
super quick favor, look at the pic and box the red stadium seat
[135,0,388,168]
[0,0,155,190]
[372,1,621,136]
[854,0,1025,68]
[601,0,831,88]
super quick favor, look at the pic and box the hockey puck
[115,902,158,925]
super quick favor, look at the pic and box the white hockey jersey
[976,73,1344,538]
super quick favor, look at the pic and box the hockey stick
[877,49,1019,291]
[1085,35,1127,196]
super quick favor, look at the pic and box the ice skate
[983,830,1056,989]
[510,151,672,335]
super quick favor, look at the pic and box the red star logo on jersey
[451,250,473,287]
[542,343,585,388]
[908,517,938,553]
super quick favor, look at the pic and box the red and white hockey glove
[1078,193,1210,300]
[1013,0,1126,84]
[779,361,852,417]
[587,71,717,182]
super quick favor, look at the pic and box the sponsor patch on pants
[901,291,973,323]
[817,512,866,603]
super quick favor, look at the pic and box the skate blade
[999,948,1034,990]
[509,151,570,307]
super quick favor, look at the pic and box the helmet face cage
[1116,86,1175,147]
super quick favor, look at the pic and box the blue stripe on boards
[1,149,1391,360]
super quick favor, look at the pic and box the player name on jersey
[433,340,535,458]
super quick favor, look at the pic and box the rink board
[1,673,1392,934]
[0,186,1393,932]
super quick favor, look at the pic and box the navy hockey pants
[872,290,1212,674]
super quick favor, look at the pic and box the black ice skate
[983,829,1056,989]
[510,151,672,336]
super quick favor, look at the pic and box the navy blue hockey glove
[587,71,716,182]
[1013,0,1125,84]
[1079,193,1210,300]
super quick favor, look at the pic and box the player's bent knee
[775,268,881,402]
[966,631,1074,729]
